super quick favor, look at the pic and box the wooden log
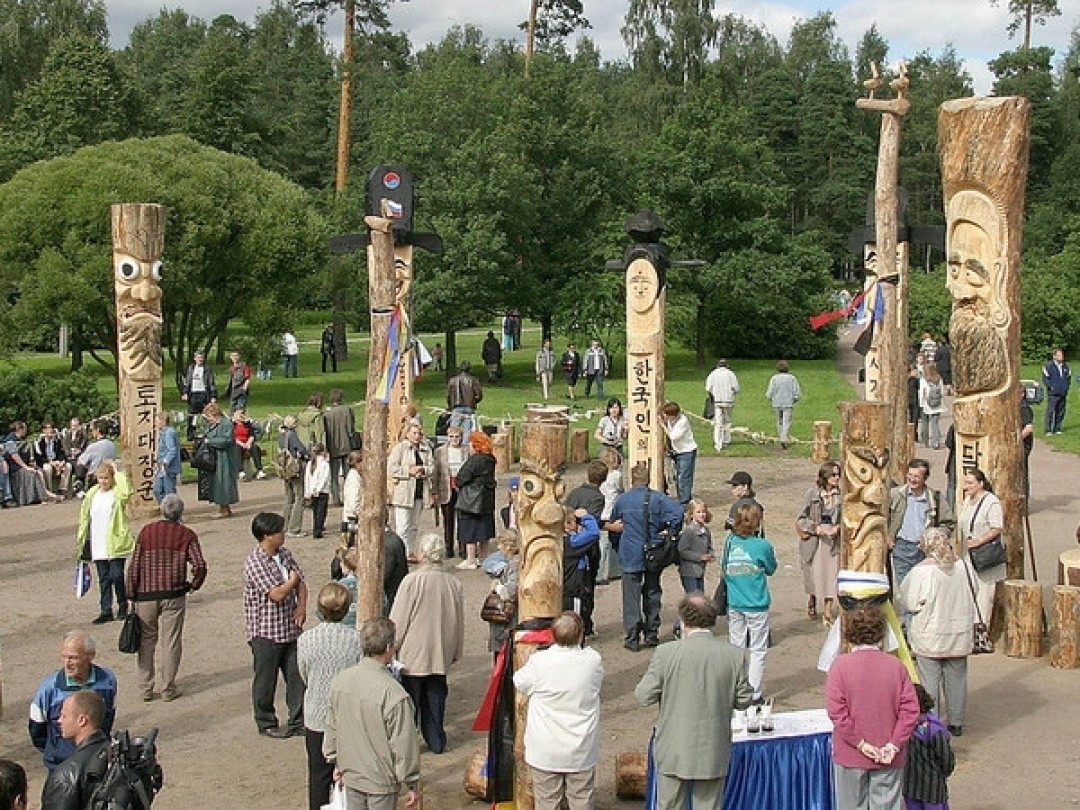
[1058,549,1080,587]
[1001,579,1043,658]
[112,202,166,516]
[569,428,590,463]
[838,401,892,574]
[812,421,832,464]
[502,421,518,463]
[492,432,511,474]
[463,750,488,799]
[615,751,648,800]
[940,96,1030,579]
[520,405,568,472]
[356,216,395,624]
[1049,585,1080,668]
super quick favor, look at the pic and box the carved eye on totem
[521,473,543,498]
[151,261,163,281]
[115,258,140,282]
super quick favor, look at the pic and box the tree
[993,0,1060,50]
[622,0,720,87]
[523,0,591,76]
[0,136,326,382]
[989,45,1058,195]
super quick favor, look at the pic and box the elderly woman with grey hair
[278,415,310,537]
[897,526,975,737]
[389,532,465,754]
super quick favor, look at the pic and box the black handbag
[191,438,217,473]
[713,537,733,616]
[480,591,515,625]
[118,611,141,654]
[966,495,1006,572]
[703,392,716,420]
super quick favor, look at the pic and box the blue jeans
[891,538,925,587]
[95,558,127,617]
[153,471,178,503]
[450,407,476,445]
[282,355,298,378]
[401,674,448,754]
[672,450,696,505]
[680,575,704,594]
[0,467,11,501]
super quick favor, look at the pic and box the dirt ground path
[2,349,1079,808]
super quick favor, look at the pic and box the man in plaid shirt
[244,511,308,738]
[125,493,208,702]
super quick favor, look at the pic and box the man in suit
[635,593,753,810]
[1042,348,1070,435]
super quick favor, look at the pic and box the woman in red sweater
[826,604,920,809]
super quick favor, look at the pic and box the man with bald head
[29,632,117,772]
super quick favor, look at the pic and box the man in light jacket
[387,423,435,559]
[704,359,740,451]
[765,360,801,449]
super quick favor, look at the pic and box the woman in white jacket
[304,442,332,539]
[898,526,975,736]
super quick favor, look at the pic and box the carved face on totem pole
[946,191,1009,397]
[394,254,413,308]
[841,444,890,573]
[114,234,164,380]
[515,459,565,621]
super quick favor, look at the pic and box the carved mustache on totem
[115,253,164,380]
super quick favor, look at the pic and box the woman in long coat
[796,461,842,624]
[454,431,497,570]
[202,402,239,518]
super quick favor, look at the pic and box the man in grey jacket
[324,617,420,810]
[887,459,955,587]
[765,360,801,449]
[636,594,753,810]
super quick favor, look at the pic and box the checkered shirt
[243,545,304,643]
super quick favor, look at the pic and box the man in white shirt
[704,359,740,451]
[282,331,300,378]
[513,612,604,810]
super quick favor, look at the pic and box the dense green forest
[0,0,1077,374]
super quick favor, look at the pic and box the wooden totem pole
[838,401,892,574]
[624,211,669,491]
[112,203,166,515]
[856,63,911,485]
[939,97,1030,577]
[513,459,565,810]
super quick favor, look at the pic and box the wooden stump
[615,751,648,800]
[1001,579,1043,658]
[520,405,568,471]
[1058,549,1080,587]
[569,429,589,463]
[463,750,488,800]
[1050,586,1080,668]
[812,421,832,464]
[492,432,511,474]
[502,421,518,463]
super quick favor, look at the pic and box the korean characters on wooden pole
[112,203,166,515]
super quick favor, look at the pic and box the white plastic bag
[321,783,346,810]
[74,562,92,599]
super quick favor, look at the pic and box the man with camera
[40,691,109,809]
[608,463,684,652]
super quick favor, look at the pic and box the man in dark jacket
[446,362,483,444]
[40,691,109,810]
[481,331,502,382]
[609,463,684,651]
[323,389,356,507]
[564,461,609,636]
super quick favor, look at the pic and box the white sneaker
[455,560,475,570]
[255,470,267,480]
[238,471,248,482]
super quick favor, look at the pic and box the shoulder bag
[712,536,732,616]
[967,495,1007,572]
[703,392,716,421]
[191,437,217,473]
[643,490,678,572]
[962,557,994,654]
[119,608,141,654]
[480,590,515,625]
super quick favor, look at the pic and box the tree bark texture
[1000,578,1043,659]
[356,216,395,624]
[812,420,832,464]
[112,203,166,517]
[1049,585,1080,669]
[520,405,568,473]
[569,429,590,464]
[939,96,1031,578]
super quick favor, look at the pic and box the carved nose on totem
[131,275,161,303]
[534,500,565,525]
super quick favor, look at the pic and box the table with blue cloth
[645,708,835,810]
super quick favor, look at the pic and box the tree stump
[501,421,518,463]
[1058,549,1080,587]
[492,432,511,474]
[1001,579,1043,658]
[1049,586,1080,668]
[615,751,648,800]
[520,405,568,471]
[812,421,832,463]
[569,429,589,463]
[463,750,488,799]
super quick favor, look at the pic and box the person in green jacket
[76,462,135,624]
[723,502,778,703]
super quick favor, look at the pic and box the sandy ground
[3,344,1080,809]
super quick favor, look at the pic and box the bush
[907,268,951,343]
[0,367,113,430]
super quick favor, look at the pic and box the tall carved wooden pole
[857,63,911,485]
[512,459,564,810]
[624,211,668,492]
[838,401,892,574]
[356,215,396,623]
[939,96,1030,577]
[112,203,166,516]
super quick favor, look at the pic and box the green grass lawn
[9,321,856,459]
[1020,362,1080,454]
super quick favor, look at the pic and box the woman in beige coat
[387,423,435,559]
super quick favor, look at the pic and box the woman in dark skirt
[454,431,497,570]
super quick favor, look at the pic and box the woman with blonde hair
[898,526,975,737]
[796,461,842,624]
[76,460,135,624]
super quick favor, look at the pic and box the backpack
[275,446,302,480]
[89,729,163,810]
[927,381,943,409]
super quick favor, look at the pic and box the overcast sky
[105,0,1079,94]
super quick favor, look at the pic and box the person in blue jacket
[609,463,684,652]
[1042,348,1070,435]
[562,508,600,619]
[153,411,181,503]
[723,502,777,703]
